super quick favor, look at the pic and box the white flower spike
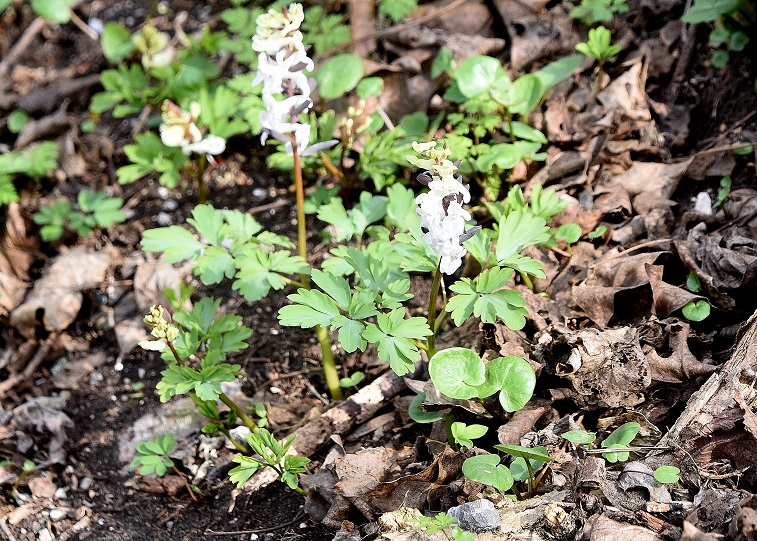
[412,141,478,275]
[253,3,336,156]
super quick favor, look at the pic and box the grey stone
[447,499,500,533]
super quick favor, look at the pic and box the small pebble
[161,199,179,212]
[270,386,283,394]
[156,212,173,226]
[252,188,266,198]
[54,488,67,499]
[49,509,67,521]
[250,535,259,541]
[137,368,146,379]
[80,477,93,490]
[157,187,170,199]
[114,362,124,372]
[88,18,104,34]
[38,528,54,541]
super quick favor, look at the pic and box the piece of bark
[347,0,376,57]
[16,74,101,114]
[651,310,757,485]
[14,109,72,149]
[240,368,407,494]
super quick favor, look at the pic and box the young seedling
[450,422,488,450]
[654,465,680,485]
[131,433,198,501]
[575,26,622,94]
[569,0,629,25]
[33,190,125,241]
[339,371,365,391]
[413,512,475,541]
[494,444,552,497]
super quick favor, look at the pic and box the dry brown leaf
[681,521,723,541]
[10,247,111,339]
[335,446,395,499]
[0,202,36,279]
[133,258,184,311]
[366,446,463,513]
[609,159,692,214]
[729,495,757,541]
[644,263,701,318]
[548,327,650,408]
[581,514,660,541]
[644,321,716,383]
[597,61,650,123]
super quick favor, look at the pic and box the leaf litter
[1,0,757,539]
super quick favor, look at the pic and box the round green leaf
[356,77,383,99]
[429,348,486,399]
[8,109,29,134]
[712,50,729,69]
[561,429,597,445]
[454,56,503,99]
[708,26,730,44]
[462,454,513,492]
[653,465,680,484]
[509,446,549,481]
[555,223,582,244]
[505,74,543,115]
[485,356,536,412]
[494,443,552,462]
[682,300,710,322]
[734,143,753,155]
[408,393,446,423]
[315,54,364,99]
[31,0,75,23]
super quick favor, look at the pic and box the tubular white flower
[412,141,477,275]
[159,101,225,156]
[252,3,327,156]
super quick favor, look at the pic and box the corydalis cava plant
[409,141,479,275]
[252,3,333,156]
[159,101,226,157]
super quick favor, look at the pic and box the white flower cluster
[409,141,478,275]
[252,3,314,156]
[159,101,226,156]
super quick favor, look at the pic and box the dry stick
[241,368,408,494]
[667,24,697,102]
[204,511,306,536]
[693,141,756,157]
[247,198,291,215]
[702,110,757,151]
[0,334,57,399]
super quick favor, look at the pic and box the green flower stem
[196,154,208,205]
[317,325,343,401]
[525,457,536,497]
[220,427,252,455]
[519,271,534,292]
[511,483,523,501]
[219,393,259,434]
[426,263,443,360]
[291,138,309,287]
[290,134,342,401]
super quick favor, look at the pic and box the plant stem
[506,111,516,143]
[290,133,342,401]
[219,393,259,434]
[172,465,199,502]
[291,139,309,287]
[595,60,605,96]
[293,485,308,497]
[525,459,536,497]
[317,325,343,400]
[511,483,523,501]
[426,263,443,359]
[197,155,207,205]
[220,427,252,454]
[519,271,534,292]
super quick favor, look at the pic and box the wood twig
[204,511,305,536]
[0,335,58,399]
